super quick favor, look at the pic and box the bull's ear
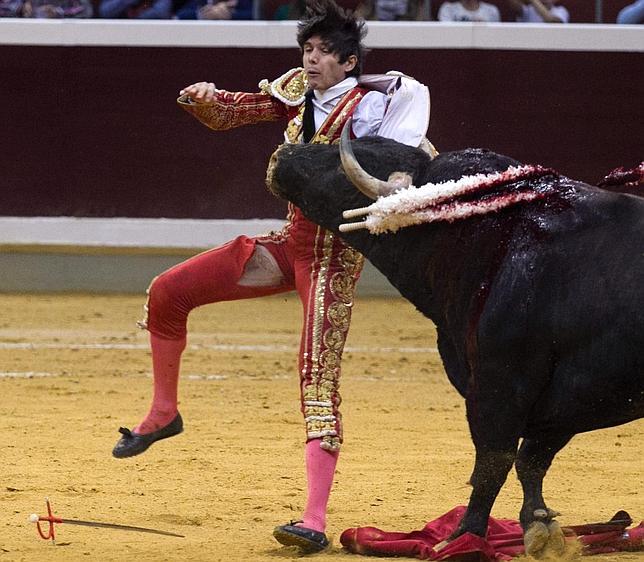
[340,119,400,200]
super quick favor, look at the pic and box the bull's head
[338,122,414,200]
[266,133,432,234]
[266,123,530,238]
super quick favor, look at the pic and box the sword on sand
[30,498,185,543]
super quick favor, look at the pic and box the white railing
[0,19,642,51]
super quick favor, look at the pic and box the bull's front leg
[449,443,517,539]
[515,433,573,557]
[444,347,524,540]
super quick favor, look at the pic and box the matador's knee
[137,270,193,340]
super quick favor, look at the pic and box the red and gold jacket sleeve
[176,67,308,132]
[177,90,288,131]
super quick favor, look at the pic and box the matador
[112,0,432,552]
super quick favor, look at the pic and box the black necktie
[302,90,316,144]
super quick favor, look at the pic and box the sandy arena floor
[0,294,641,562]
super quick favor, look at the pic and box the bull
[266,129,644,557]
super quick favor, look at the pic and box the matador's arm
[177,68,308,131]
[177,90,288,131]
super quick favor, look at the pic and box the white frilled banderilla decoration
[338,124,555,235]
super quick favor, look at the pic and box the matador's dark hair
[296,0,367,77]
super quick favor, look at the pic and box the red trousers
[140,208,364,450]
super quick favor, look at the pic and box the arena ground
[1,294,641,561]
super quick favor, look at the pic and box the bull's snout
[266,143,302,198]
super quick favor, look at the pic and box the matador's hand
[179,82,217,104]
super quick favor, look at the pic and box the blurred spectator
[437,0,500,21]
[355,0,422,21]
[99,0,171,17]
[174,0,252,18]
[617,0,644,23]
[1,0,26,15]
[506,0,569,23]
[270,0,305,19]
[1,0,92,16]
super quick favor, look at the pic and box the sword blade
[61,518,184,537]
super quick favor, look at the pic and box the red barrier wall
[1,44,641,219]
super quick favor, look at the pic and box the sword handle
[35,498,62,542]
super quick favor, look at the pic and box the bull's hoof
[524,520,567,558]
[544,520,566,556]
[525,521,550,558]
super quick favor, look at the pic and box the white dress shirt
[310,74,429,148]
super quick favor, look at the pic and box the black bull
[267,136,644,554]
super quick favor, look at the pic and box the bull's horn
[340,119,406,200]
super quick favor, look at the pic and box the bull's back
[482,188,644,435]
[535,188,643,339]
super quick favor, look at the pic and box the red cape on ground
[340,506,644,560]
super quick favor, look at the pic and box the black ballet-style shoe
[273,521,329,553]
[112,413,183,458]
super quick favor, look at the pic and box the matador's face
[302,35,357,93]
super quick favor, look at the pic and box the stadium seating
[429,0,633,23]
[260,0,361,19]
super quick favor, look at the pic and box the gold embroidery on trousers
[339,247,364,277]
[303,229,337,448]
[323,328,345,351]
[327,301,350,330]
[330,272,355,305]
[302,238,363,451]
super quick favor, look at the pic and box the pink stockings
[134,340,339,533]
[301,439,339,533]
[134,333,186,434]
[135,337,339,533]
[134,336,339,533]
